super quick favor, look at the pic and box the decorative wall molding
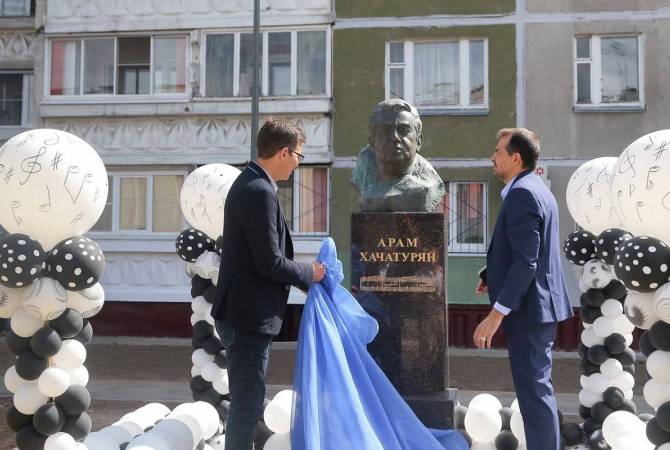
[0,32,35,60]
[43,115,331,165]
[46,0,331,33]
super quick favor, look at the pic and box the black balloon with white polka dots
[614,236,670,293]
[45,237,106,291]
[563,230,597,266]
[595,228,632,265]
[176,229,214,262]
[0,233,46,288]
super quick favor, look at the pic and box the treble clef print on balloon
[619,148,637,177]
[20,146,47,185]
[10,201,21,225]
[64,165,93,204]
[616,190,626,219]
[663,191,670,211]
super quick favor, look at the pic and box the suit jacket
[212,161,313,335]
[487,170,573,328]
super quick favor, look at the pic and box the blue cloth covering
[291,238,469,450]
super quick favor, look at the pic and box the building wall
[335,0,515,18]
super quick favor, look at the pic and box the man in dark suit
[473,128,573,450]
[213,118,325,450]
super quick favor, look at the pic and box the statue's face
[370,110,421,178]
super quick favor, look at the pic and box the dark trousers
[506,322,560,450]
[216,321,273,450]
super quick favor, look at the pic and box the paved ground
[0,337,654,449]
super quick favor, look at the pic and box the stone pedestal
[351,212,455,428]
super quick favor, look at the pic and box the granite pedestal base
[351,212,456,428]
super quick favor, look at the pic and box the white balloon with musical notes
[0,129,108,250]
[179,164,241,241]
[566,157,622,235]
[610,129,670,244]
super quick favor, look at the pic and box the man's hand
[473,309,504,349]
[475,279,488,295]
[312,262,326,282]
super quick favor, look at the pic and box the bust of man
[351,99,446,212]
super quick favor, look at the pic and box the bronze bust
[352,99,446,212]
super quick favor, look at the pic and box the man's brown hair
[496,127,540,170]
[257,118,306,159]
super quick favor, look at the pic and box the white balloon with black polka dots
[614,236,670,293]
[176,229,214,262]
[46,237,105,291]
[0,233,46,288]
[66,282,105,318]
[21,277,69,321]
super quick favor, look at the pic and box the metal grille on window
[277,167,329,236]
[436,182,487,254]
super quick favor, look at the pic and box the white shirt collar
[250,161,278,193]
[501,174,519,200]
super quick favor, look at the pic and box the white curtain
[414,42,459,106]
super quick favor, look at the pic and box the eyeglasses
[288,148,305,163]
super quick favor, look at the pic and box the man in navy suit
[473,128,573,450]
[213,118,325,450]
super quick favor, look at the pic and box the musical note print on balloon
[39,185,52,213]
[20,146,46,185]
[10,201,21,225]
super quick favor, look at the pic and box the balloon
[263,431,291,450]
[579,388,603,407]
[14,383,49,414]
[21,277,68,321]
[179,164,241,240]
[601,299,624,319]
[464,406,502,443]
[192,348,215,367]
[45,432,77,450]
[603,386,626,409]
[68,365,90,386]
[264,393,293,434]
[49,308,84,338]
[564,231,597,266]
[16,424,48,450]
[167,412,203,445]
[53,339,87,370]
[614,236,670,292]
[655,283,670,323]
[649,321,670,351]
[191,401,220,440]
[0,233,46,288]
[596,228,633,265]
[33,403,66,436]
[0,129,108,250]
[31,326,63,357]
[200,362,225,382]
[584,373,609,394]
[581,327,605,347]
[602,410,640,444]
[61,412,92,441]
[126,433,171,450]
[209,434,226,450]
[176,228,214,263]
[0,284,22,318]
[647,351,670,382]
[84,432,125,450]
[212,371,230,395]
[610,130,670,244]
[192,251,221,281]
[644,378,670,410]
[566,157,622,234]
[469,393,503,412]
[611,314,635,335]
[4,365,34,393]
[55,385,91,415]
[191,295,210,315]
[38,367,71,397]
[592,316,616,338]
[610,372,635,393]
[510,409,526,444]
[581,259,614,290]
[149,420,195,450]
[624,290,658,329]
[10,308,44,337]
[15,350,48,380]
[46,237,105,291]
[600,358,623,379]
[66,282,105,318]
[96,425,133,445]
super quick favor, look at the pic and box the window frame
[573,34,645,112]
[384,38,489,115]
[0,0,30,17]
[288,165,330,237]
[446,181,488,255]
[88,169,188,237]
[201,26,331,99]
[45,33,190,101]
[0,71,33,127]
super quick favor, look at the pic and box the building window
[0,72,32,126]
[277,166,329,236]
[385,39,488,113]
[205,29,328,98]
[437,182,487,254]
[574,35,643,109]
[90,171,185,234]
[0,0,29,16]
[49,35,187,97]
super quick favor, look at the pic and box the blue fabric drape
[291,238,468,450]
